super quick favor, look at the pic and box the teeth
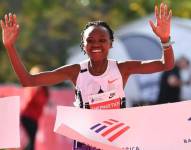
[92,49,102,52]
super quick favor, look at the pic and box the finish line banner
[54,101,191,150]
[0,96,20,149]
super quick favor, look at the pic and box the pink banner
[0,96,20,149]
[54,101,191,150]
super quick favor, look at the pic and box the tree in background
[0,0,190,85]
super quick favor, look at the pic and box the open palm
[149,3,172,43]
[1,13,20,48]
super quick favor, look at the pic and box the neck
[88,59,108,76]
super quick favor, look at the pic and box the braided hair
[80,21,114,52]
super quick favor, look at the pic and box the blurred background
[1,0,191,85]
[1,0,191,149]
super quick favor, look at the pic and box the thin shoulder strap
[79,59,89,73]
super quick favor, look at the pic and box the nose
[92,40,101,46]
[91,40,103,49]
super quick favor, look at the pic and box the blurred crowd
[132,56,191,107]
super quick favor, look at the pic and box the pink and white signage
[0,96,20,149]
[54,101,191,150]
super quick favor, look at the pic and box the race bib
[88,90,121,109]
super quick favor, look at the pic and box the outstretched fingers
[2,13,18,28]
[160,3,165,19]
[0,19,5,29]
[159,3,171,21]
[155,5,159,20]
[150,2,172,40]
[167,9,172,21]
[164,4,168,18]
[1,13,20,46]
[149,20,156,33]
[13,14,17,27]
[1,13,19,33]
[9,13,13,26]
[5,14,9,27]
[152,5,159,31]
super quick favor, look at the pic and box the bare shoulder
[117,60,134,85]
[56,63,81,79]
[68,63,81,85]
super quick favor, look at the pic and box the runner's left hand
[149,3,172,43]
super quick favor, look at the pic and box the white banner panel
[0,96,20,149]
[54,101,191,150]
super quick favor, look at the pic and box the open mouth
[92,49,102,53]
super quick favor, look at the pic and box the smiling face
[82,25,112,62]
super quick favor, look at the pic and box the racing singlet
[74,59,126,109]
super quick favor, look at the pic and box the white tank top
[74,59,125,108]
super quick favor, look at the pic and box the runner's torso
[74,59,126,109]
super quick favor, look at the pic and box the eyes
[85,38,109,44]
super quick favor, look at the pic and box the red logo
[90,119,130,142]
[108,79,118,84]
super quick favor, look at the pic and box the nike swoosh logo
[108,79,118,84]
